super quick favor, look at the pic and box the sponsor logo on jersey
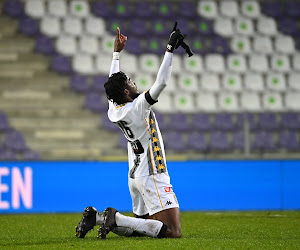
[164,187,173,193]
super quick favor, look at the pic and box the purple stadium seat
[178,2,197,18]
[150,19,170,37]
[232,130,244,151]
[209,131,230,151]
[125,37,143,54]
[169,114,189,131]
[19,16,39,36]
[135,2,153,18]
[128,19,149,36]
[213,113,235,130]
[281,113,300,130]
[191,113,211,131]
[165,131,185,151]
[261,2,283,18]
[155,2,175,18]
[176,19,190,31]
[113,2,132,18]
[252,130,276,152]
[279,130,300,151]
[101,115,119,131]
[0,112,10,132]
[51,55,72,74]
[70,74,90,93]
[278,18,298,35]
[146,38,167,54]
[84,93,107,113]
[186,131,208,151]
[285,2,300,17]
[91,75,107,93]
[35,35,56,55]
[237,113,258,131]
[236,113,245,129]
[212,37,231,55]
[5,131,27,152]
[107,18,127,34]
[195,19,214,35]
[257,113,279,130]
[154,112,168,131]
[190,37,211,55]
[91,2,111,18]
[0,150,17,161]
[22,149,40,160]
[4,0,24,17]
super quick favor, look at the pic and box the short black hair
[104,71,128,105]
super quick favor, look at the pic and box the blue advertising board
[0,160,299,213]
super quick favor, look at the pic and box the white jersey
[107,52,172,178]
[108,94,167,178]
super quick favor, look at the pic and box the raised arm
[109,27,127,77]
[149,22,186,101]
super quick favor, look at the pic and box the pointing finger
[117,27,121,39]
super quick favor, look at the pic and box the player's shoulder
[108,102,132,120]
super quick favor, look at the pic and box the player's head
[104,71,140,105]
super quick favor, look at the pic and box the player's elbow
[156,79,167,88]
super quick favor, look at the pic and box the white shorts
[128,172,179,216]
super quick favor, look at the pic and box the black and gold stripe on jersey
[147,111,166,175]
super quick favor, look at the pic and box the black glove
[166,22,185,52]
[166,22,193,57]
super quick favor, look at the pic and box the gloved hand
[166,22,185,52]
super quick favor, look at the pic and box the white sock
[112,227,134,236]
[115,212,165,238]
[96,212,133,236]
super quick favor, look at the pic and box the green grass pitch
[0,211,299,249]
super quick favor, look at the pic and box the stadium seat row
[25,0,299,22]
[198,0,300,19]
[82,90,300,114]
[152,91,300,113]
[0,112,40,160]
[118,129,300,152]
[62,50,300,75]
[53,32,296,57]
[69,71,300,95]
[36,14,288,39]
[132,52,300,75]
[103,112,300,132]
[134,72,300,94]
[82,91,299,114]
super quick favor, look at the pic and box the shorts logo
[166,200,173,206]
[164,187,173,193]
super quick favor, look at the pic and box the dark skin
[114,27,181,238]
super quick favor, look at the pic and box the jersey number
[116,121,134,140]
[116,121,144,155]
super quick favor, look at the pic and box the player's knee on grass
[164,225,181,238]
[154,208,181,238]
[171,228,182,238]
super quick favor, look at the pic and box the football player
[76,23,187,239]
